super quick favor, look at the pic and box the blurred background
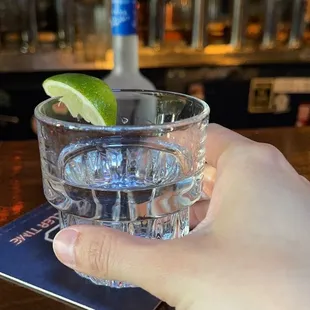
[0,0,310,140]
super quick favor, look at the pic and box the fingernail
[53,228,79,267]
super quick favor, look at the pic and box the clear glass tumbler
[34,90,210,288]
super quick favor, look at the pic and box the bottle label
[111,0,136,36]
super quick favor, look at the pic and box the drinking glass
[18,0,37,53]
[74,0,110,62]
[56,0,75,50]
[34,90,210,288]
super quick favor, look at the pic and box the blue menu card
[0,203,161,310]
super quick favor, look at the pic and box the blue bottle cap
[111,0,137,36]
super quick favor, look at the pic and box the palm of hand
[52,124,310,310]
[176,137,310,310]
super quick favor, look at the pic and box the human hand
[53,124,310,310]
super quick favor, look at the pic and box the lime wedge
[42,73,117,126]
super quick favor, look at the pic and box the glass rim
[34,89,210,133]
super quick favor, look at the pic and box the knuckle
[256,143,281,156]
[227,142,284,166]
[83,232,116,278]
[250,143,284,163]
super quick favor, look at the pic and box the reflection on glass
[36,0,57,51]
[0,0,21,51]
[243,0,264,48]
[56,0,74,50]
[288,0,305,48]
[304,0,310,45]
[206,0,232,45]
[164,0,192,47]
[137,0,148,46]
[18,0,38,53]
[75,0,110,62]
[275,0,293,46]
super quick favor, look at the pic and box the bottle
[103,0,155,90]
[104,0,157,126]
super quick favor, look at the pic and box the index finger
[206,123,253,168]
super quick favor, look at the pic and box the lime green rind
[42,73,117,126]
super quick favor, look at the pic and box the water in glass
[35,90,209,288]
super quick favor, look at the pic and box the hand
[53,124,310,310]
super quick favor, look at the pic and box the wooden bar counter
[0,126,309,309]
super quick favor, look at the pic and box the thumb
[53,225,190,305]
